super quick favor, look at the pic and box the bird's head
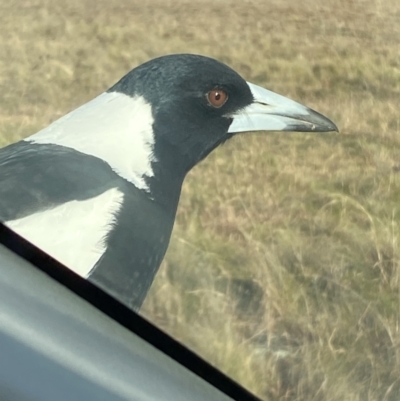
[110,54,337,174]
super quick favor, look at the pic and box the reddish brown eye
[207,89,228,108]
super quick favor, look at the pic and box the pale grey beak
[228,82,338,134]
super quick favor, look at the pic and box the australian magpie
[0,54,337,310]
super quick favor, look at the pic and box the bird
[0,54,338,310]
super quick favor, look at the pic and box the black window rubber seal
[0,222,261,401]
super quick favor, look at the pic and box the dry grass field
[1,0,400,400]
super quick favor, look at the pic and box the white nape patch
[6,188,124,278]
[27,92,156,192]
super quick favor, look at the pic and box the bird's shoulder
[0,141,123,221]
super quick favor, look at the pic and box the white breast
[27,92,156,192]
[6,188,124,277]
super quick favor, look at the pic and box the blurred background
[1,0,399,400]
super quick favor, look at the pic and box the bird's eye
[207,89,228,108]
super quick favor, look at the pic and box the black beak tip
[321,119,339,133]
[307,108,339,133]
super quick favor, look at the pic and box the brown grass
[1,0,400,399]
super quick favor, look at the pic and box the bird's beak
[228,82,338,134]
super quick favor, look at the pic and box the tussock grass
[1,0,400,399]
